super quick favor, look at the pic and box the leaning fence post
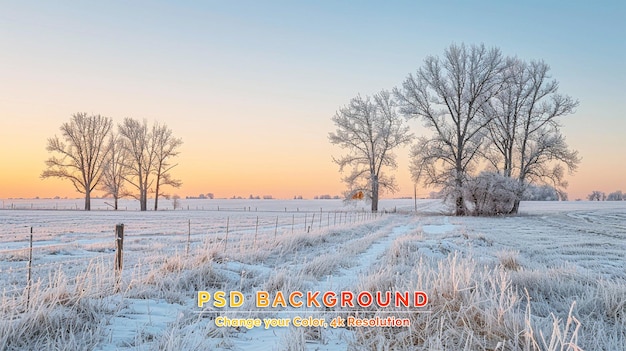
[26,227,33,310]
[186,219,191,255]
[319,208,322,228]
[115,224,124,291]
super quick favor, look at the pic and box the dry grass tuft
[496,249,521,271]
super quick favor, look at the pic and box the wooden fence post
[26,227,33,310]
[115,224,124,291]
[186,219,191,255]
[319,208,322,228]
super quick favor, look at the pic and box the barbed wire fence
[0,208,391,314]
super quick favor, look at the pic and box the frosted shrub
[523,184,560,201]
[464,172,519,215]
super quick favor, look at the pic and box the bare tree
[395,43,507,215]
[117,118,183,211]
[42,113,113,210]
[151,122,182,211]
[118,118,156,211]
[485,59,580,213]
[606,190,624,201]
[99,133,129,210]
[171,194,181,210]
[587,190,605,201]
[329,90,413,212]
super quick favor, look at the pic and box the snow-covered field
[1,199,625,350]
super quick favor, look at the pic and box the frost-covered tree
[484,59,579,213]
[522,184,560,201]
[99,133,129,210]
[118,118,182,211]
[151,122,182,211]
[171,194,181,210]
[587,190,605,201]
[329,90,412,212]
[118,118,156,211]
[606,190,624,201]
[395,43,507,215]
[42,113,113,210]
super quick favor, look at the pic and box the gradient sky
[1,1,624,200]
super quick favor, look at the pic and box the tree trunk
[455,176,466,216]
[509,179,525,215]
[371,174,379,212]
[84,189,91,211]
[154,177,160,211]
[114,196,119,210]
[140,188,147,211]
[455,196,465,216]
[510,199,520,214]
[455,150,466,216]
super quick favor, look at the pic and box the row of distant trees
[588,190,625,201]
[330,43,579,215]
[42,113,182,211]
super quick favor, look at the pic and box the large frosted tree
[118,118,182,211]
[484,59,580,213]
[118,118,155,211]
[151,122,182,211]
[329,90,412,212]
[42,113,113,210]
[394,43,507,215]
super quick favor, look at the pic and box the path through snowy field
[221,216,422,351]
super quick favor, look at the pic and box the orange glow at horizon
[0,105,621,202]
[0,133,617,202]
[0,105,620,202]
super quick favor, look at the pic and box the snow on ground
[221,217,422,351]
[1,199,625,350]
[421,217,455,235]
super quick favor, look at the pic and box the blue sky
[1,1,624,199]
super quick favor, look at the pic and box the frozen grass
[343,222,625,350]
[350,254,556,350]
[496,249,521,271]
[263,268,305,294]
[127,256,225,305]
[0,200,624,350]
[0,260,115,350]
[280,325,327,351]
[300,223,390,279]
